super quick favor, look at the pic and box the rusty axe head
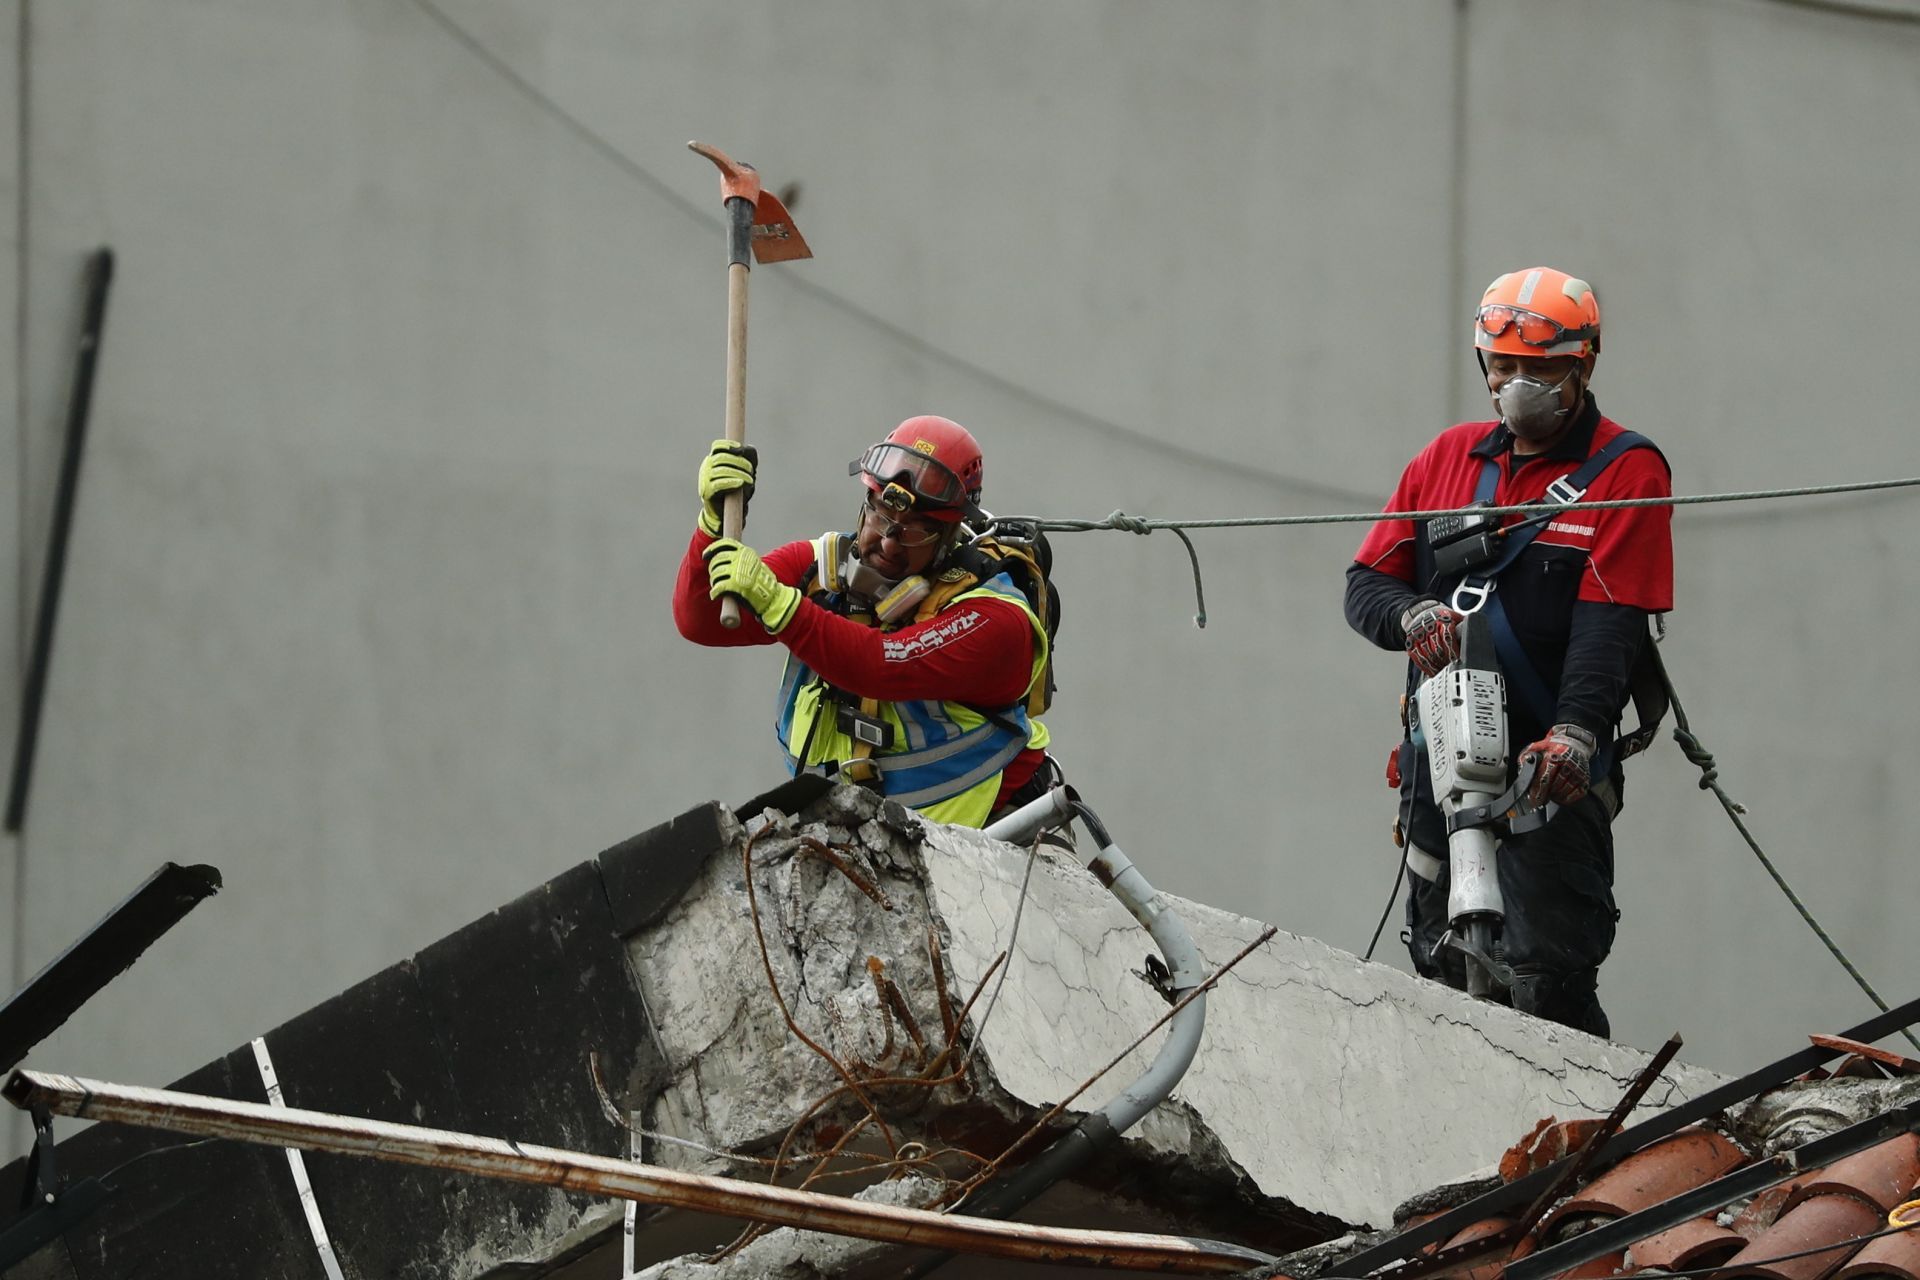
[687,141,812,263]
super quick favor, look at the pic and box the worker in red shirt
[1345,267,1673,1037]
[674,415,1056,829]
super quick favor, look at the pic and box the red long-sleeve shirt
[673,530,1037,710]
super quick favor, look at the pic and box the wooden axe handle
[717,255,749,629]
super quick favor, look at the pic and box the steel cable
[1664,683,1920,1053]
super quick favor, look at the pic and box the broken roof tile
[1833,1217,1920,1280]
[1627,1214,1749,1272]
[1719,1192,1884,1280]
[1809,1036,1920,1078]
[1556,1247,1629,1280]
[1539,1128,1750,1234]
[1503,1118,1610,1183]
[1785,1134,1920,1215]
[1731,1183,1802,1237]
[1440,1215,1535,1280]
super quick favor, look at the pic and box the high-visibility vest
[775,567,1050,829]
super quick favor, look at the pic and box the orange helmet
[1474,267,1600,359]
[849,415,984,523]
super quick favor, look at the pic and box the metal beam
[2,1069,1269,1275]
[0,863,221,1073]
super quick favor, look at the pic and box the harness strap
[1452,431,1655,773]
[842,694,884,786]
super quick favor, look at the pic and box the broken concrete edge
[620,784,1354,1263]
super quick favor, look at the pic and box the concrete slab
[1,785,1733,1277]
[627,785,1730,1248]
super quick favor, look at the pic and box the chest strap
[1449,431,1653,766]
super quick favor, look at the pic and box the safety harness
[783,532,1054,797]
[1441,430,1669,776]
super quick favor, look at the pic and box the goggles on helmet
[859,492,948,548]
[1475,304,1598,350]
[850,442,972,510]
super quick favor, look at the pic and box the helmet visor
[1476,304,1596,350]
[850,442,971,509]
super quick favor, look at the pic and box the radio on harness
[1429,499,1503,579]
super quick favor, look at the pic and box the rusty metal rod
[3,1069,1262,1275]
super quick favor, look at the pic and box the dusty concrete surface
[623,784,1731,1271]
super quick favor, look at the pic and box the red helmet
[1474,267,1600,359]
[848,415,984,523]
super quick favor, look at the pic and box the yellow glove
[703,538,801,634]
[696,440,758,536]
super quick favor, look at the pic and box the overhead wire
[995,475,1920,636]
[1023,474,1920,534]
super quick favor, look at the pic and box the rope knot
[1103,510,1153,535]
[1671,727,1719,787]
[1672,726,1746,812]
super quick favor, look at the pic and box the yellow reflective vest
[775,549,1050,829]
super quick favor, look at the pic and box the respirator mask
[815,532,932,624]
[1496,366,1580,442]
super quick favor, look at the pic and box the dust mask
[1496,367,1579,442]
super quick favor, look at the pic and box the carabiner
[1450,578,1495,615]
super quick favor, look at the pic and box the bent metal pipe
[3,1068,1272,1275]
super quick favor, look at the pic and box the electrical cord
[1363,853,1406,963]
[95,1136,221,1185]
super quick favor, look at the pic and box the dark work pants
[1404,790,1619,1038]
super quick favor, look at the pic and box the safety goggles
[859,493,948,548]
[849,442,971,509]
[1475,304,1597,349]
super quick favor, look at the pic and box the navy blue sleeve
[1558,601,1649,738]
[1345,562,1422,653]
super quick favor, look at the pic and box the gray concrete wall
[6,0,1919,1165]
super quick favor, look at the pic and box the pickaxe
[687,141,812,628]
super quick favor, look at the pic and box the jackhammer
[1409,609,1554,1000]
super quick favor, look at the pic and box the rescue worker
[1344,267,1673,1037]
[673,415,1057,828]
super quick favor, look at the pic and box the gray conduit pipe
[907,789,1269,1273]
